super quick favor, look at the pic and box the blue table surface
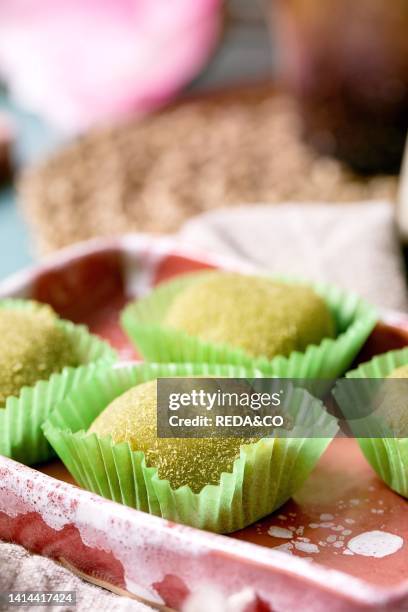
[0,187,32,277]
[0,95,64,281]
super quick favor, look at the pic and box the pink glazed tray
[0,235,407,611]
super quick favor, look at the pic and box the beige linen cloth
[179,201,408,312]
[1,200,407,612]
[0,544,146,612]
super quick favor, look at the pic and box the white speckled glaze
[0,455,407,611]
[0,234,407,611]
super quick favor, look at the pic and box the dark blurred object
[19,84,396,256]
[193,0,273,90]
[272,0,408,174]
[0,113,14,186]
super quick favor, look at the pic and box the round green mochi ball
[374,364,408,437]
[163,272,335,360]
[0,303,78,407]
[89,379,248,493]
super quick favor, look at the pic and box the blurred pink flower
[183,586,262,612]
[0,0,222,131]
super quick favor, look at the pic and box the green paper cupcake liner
[0,299,117,465]
[43,362,338,533]
[121,272,378,379]
[334,347,408,498]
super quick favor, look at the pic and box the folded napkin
[178,201,408,312]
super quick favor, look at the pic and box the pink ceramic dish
[0,235,407,611]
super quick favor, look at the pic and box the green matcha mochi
[89,379,251,493]
[374,364,408,437]
[163,272,335,360]
[0,303,79,407]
